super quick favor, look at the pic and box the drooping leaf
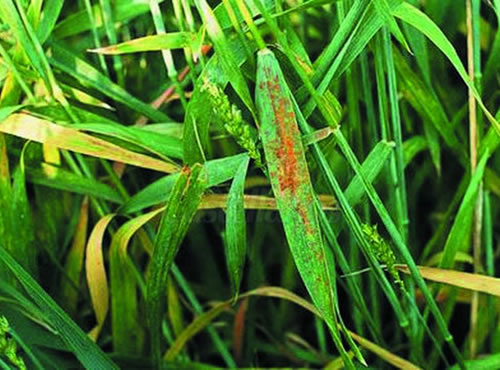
[0,113,179,173]
[86,214,115,341]
[71,122,183,160]
[109,208,163,353]
[27,163,124,204]
[397,265,500,297]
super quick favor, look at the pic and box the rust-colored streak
[297,206,315,237]
[263,70,300,195]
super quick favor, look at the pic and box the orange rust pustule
[261,71,301,195]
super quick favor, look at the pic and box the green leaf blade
[225,156,250,300]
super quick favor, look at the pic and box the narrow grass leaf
[86,214,115,341]
[397,265,500,297]
[344,140,395,205]
[393,2,500,136]
[403,136,428,168]
[109,208,164,353]
[183,56,224,164]
[439,152,489,269]
[373,0,411,52]
[167,276,184,338]
[0,248,118,369]
[225,156,250,300]
[88,32,197,55]
[48,42,172,122]
[256,48,358,368]
[60,198,89,316]
[201,193,335,210]
[27,163,124,204]
[120,153,248,214]
[147,164,207,365]
[193,0,255,116]
[165,286,420,369]
[37,0,65,43]
[0,113,179,173]
[71,123,183,160]
[10,161,37,277]
[164,302,229,362]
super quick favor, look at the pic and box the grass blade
[60,198,89,316]
[225,156,250,300]
[394,2,500,135]
[256,48,361,368]
[86,214,115,341]
[48,42,172,122]
[0,248,118,369]
[88,32,197,55]
[397,265,500,297]
[0,113,179,173]
[439,152,489,269]
[147,164,207,366]
[193,0,255,117]
[120,153,248,214]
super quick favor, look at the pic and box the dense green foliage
[0,0,500,368]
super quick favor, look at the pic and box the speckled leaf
[147,164,207,365]
[255,48,358,368]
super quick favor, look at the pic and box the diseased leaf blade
[147,164,207,365]
[255,48,360,368]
